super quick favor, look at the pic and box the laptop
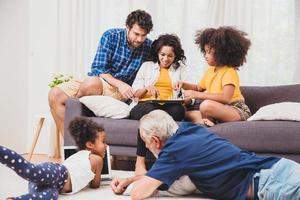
[61,145,112,181]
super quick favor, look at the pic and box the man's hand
[111,177,133,194]
[100,74,135,99]
[117,82,135,99]
[145,85,159,99]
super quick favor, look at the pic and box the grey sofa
[64,84,300,163]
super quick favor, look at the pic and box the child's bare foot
[201,118,215,127]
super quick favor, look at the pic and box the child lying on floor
[0,117,107,200]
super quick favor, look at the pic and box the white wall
[26,0,59,154]
[0,0,56,154]
[0,0,29,152]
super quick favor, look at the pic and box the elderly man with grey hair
[111,110,300,200]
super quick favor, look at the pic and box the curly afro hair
[68,117,104,150]
[147,34,186,69]
[195,26,251,68]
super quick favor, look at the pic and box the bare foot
[201,118,215,127]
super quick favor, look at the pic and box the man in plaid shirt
[48,10,153,135]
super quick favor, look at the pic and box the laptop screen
[61,145,112,179]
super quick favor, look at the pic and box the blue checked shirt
[88,28,152,85]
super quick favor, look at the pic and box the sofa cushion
[79,96,130,119]
[247,102,300,121]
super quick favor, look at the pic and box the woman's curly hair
[68,117,104,150]
[195,26,251,68]
[148,34,186,69]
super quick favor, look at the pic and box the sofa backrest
[241,84,300,114]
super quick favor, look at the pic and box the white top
[62,150,95,194]
[131,61,188,91]
[129,61,187,109]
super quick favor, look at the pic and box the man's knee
[48,87,68,107]
[78,77,103,96]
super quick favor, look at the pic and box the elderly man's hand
[110,177,132,194]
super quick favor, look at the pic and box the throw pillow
[79,96,130,119]
[247,102,300,121]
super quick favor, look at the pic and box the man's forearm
[130,176,162,200]
[100,73,123,88]
[127,174,144,183]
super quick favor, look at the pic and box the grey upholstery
[64,84,300,163]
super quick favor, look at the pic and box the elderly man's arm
[130,176,162,200]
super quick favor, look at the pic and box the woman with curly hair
[129,34,187,175]
[176,26,252,126]
[0,117,107,199]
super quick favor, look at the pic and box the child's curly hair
[68,117,104,150]
[195,26,251,68]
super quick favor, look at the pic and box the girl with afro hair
[176,26,252,126]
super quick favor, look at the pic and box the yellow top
[141,67,173,101]
[198,66,244,102]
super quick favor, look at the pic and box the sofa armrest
[64,99,95,145]
[65,98,94,117]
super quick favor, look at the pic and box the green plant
[48,74,73,88]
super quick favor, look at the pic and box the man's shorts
[57,77,125,101]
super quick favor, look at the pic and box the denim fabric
[257,158,300,200]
